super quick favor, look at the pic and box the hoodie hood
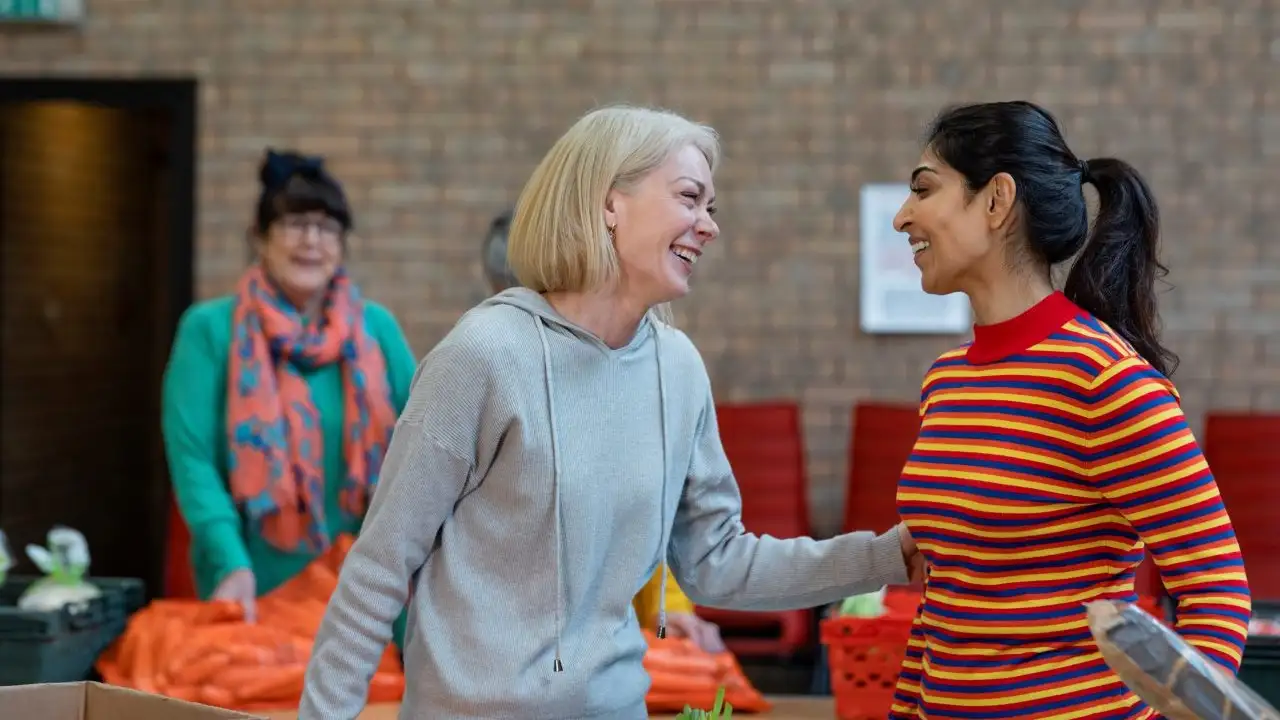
[479,287,656,355]
[477,287,674,671]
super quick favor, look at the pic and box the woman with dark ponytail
[889,101,1249,718]
[161,149,417,638]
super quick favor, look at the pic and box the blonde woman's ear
[603,188,623,229]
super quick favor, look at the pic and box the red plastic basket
[821,592,1165,720]
[821,590,920,720]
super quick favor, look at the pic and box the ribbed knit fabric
[891,292,1251,720]
[300,288,909,720]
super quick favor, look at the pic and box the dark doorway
[0,79,195,599]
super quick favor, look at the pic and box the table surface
[261,696,835,719]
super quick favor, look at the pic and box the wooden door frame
[0,78,196,594]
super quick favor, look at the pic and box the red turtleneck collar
[965,291,1082,364]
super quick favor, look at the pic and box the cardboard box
[0,682,266,719]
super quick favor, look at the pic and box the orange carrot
[725,688,772,713]
[163,629,237,677]
[270,636,313,665]
[646,671,719,694]
[194,600,246,624]
[642,651,718,676]
[234,664,307,703]
[225,643,280,666]
[185,621,294,654]
[98,664,125,686]
[114,612,151,677]
[128,621,159,693]
[170,652,232,686]
[646,690,719,713]
[199,684,236,709]
[154,616,187,667]
[212,664,275,688]
[367,671,406,703]
[190,621,279,647]
[376,646,402,672]
[162,685,203,703]
[260,599,326,637]
[102,539,406,710]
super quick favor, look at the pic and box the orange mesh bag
[96,534,403,711]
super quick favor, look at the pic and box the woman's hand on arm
[664,612,725,653]
[900,524,926,585]
[210,569,257,622]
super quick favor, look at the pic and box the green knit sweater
[161,296,417,640]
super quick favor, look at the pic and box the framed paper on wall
[858,183,971,335]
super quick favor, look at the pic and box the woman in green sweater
[161,149,417,627]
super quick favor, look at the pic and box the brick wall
[4,2,1277,534]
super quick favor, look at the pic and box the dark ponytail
[926,101,1178,377]
[1065,158,1176,377]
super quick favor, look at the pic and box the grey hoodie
[300,288,907,720]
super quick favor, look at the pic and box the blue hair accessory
[261,148,326,190]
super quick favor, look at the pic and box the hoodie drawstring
[536,319,566,672]
[535,313,671,672]
[654,328,671,639]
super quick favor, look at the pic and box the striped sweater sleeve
[1087,356,1251,671]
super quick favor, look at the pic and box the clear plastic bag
[0,529,11,585]
[837,587,888,618]
[1086,600,1280,720]
[17,526,102,612]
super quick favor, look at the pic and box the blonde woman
[300,106,919,719]
[483,208,725,654]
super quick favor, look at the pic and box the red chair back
[843,402,920,534]
[1203,412,1280,601]
[715,401,810,538]
[702,401,814,656]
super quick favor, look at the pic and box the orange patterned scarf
[226,264,397,553]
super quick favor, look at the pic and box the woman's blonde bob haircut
[507,105,720,295]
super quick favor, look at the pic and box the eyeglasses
[278,215,344,240]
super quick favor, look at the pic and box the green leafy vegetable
[17,526,102,612]
[838,589,887,617]
[674,686,733,720]
[26,526,92,585]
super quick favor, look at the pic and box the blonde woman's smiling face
[606,144,719,305]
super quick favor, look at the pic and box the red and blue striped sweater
[891,291,1251,720]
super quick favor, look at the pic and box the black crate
[0,576,145,685]
[1239,635,1280,702]
[1239,636,1280,708]
[1238,601,1280,709]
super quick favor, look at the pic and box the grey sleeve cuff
[869,524,911,588]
